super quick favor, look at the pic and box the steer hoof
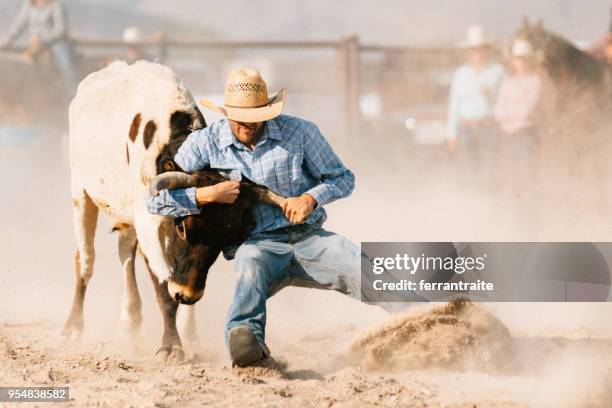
[156,345,185,364]
[60,322,83,342]
[119,320,142,341]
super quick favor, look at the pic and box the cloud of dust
[0,19,611,406]
[347,300,513,372]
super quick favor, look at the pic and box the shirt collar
[218,117,283,150]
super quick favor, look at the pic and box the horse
[511,18,612,120]
[508,19,612,224]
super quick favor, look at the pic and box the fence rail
[2,35,460,135]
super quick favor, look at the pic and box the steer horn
[149,171,199,196]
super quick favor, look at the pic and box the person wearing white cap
[122,27,143,63]
[494,38,543,191]
[447,25,506,172]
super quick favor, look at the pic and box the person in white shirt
[447,25,505,174]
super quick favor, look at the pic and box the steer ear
[175,218,188,241]
[161,159,176,173]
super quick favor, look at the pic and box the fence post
[337,35,360,138]
[158,33,168,63]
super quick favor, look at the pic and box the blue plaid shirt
[146,114,355,237]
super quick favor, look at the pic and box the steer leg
[62,191,99,339]
[118,228,142,334]
[180,304,200,352]
[145,258,184,363]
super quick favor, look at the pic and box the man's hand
[281,194,317,224]
[195,181,240,205]
[30,36,41,48]
[25,36,43,58]
[479,83,491,96]
[447,138,458,153]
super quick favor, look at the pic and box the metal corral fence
[1,35,462,138]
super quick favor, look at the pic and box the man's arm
[446,68,461,150]
[146,129,209,217]
[282,122,355,224]
[2,1,29,47]
[493,79,511,123]
[302,123,355,206]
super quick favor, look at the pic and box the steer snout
[167,278,204,304]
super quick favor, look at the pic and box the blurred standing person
[590,33,612,65]
[1,0,78,95]
[122,27,145,64]
[588,7,612,64]
[494,39,543,237]
[119,27,164,64]
[446,25,505,178]
[494,39,542,178]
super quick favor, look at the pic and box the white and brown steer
[63,61,283,362]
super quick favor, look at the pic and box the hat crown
[123,27,142,43]
[224,68,270,108]
[512,39,533,57]
[463,24,490,47]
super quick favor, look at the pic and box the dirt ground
[2,305,612,408]
[1,118,612,407]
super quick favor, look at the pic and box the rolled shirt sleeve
[146,129,209,217]
[146,187,200,217]
[302,123,355,206]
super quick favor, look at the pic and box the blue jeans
[49,40,78,95]
[225,224,394,350]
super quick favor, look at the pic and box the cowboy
[147,68,375,367]
[588,7,612,64]
[494,39,543,194]
[122,27,145,64]
[1,0,78,94]
[446,25,505,173]
[494,39,542,139]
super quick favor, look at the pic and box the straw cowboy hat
[511,38,533,58]
[200,68,286,123]
[459,25,494,48]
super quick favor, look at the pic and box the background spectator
[446,25,505,175]
[494,38,543,189]
[1,0,78,94]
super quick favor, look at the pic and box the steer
[63,61,283,362]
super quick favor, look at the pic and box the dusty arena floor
[2,129,612,407]
[1,309,612,408]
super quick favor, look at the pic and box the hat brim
[200,89,286,123]
[458,40,495,49]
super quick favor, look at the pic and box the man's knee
[304,230,361,268]
[234,243,287,287]
[235,243,266,271]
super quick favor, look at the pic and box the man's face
[467,47,488,66]
[229,120,265,146]
[511,57,528,74]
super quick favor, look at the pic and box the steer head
[149,162,285,305]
